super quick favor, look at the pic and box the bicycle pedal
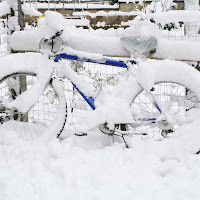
[75,133,87,137]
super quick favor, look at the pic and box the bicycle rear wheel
[130,82,199,139]
[0,73,66,140]
[129,60,200,139]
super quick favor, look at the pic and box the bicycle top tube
[54,54,129,68]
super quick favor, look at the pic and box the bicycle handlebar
[50,30,63,40]
[39,29,64,53]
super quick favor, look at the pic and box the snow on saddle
[120,36,157,58]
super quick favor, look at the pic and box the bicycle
[1,30,200,146]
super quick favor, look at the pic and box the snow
[61,46,103,61]
[143,11,200,24]
[154,39,200,61]
[0,1,10,17]
[45,10,66,31]
[0,53,54,113]
[9,24,57,52]
[27,2,118,10]
[3,8,200,199]
[45,10,90,27]
[66,30,129,56]
[9,25,200,61]
[73,10,139,18]
[22,5,43,17]
[8,10,200,61]
[1,118,200,200]
[40,78,67,139]
[184,0,199,11]
[9,28,130,56]
[63,18,90,27]
[77,59,200,132]
[56,60,97,98]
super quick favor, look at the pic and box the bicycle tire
[129,60,200,138]
[0,73,67,140]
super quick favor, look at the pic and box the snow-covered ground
[1,117,200,200]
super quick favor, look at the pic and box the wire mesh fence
[159,22,200,40]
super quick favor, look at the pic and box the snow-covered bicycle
[1,30,200,145]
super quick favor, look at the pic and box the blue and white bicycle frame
[54,53,163,128]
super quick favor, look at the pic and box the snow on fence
[22,0,118,11]
[0,18,9,57]
[156,22,200,40]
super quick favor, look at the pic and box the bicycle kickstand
[114,132,129,148]
[122,134,129,148]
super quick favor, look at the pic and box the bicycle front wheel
[0,73,66,140]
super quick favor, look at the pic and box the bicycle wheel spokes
[0,74,60,140]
